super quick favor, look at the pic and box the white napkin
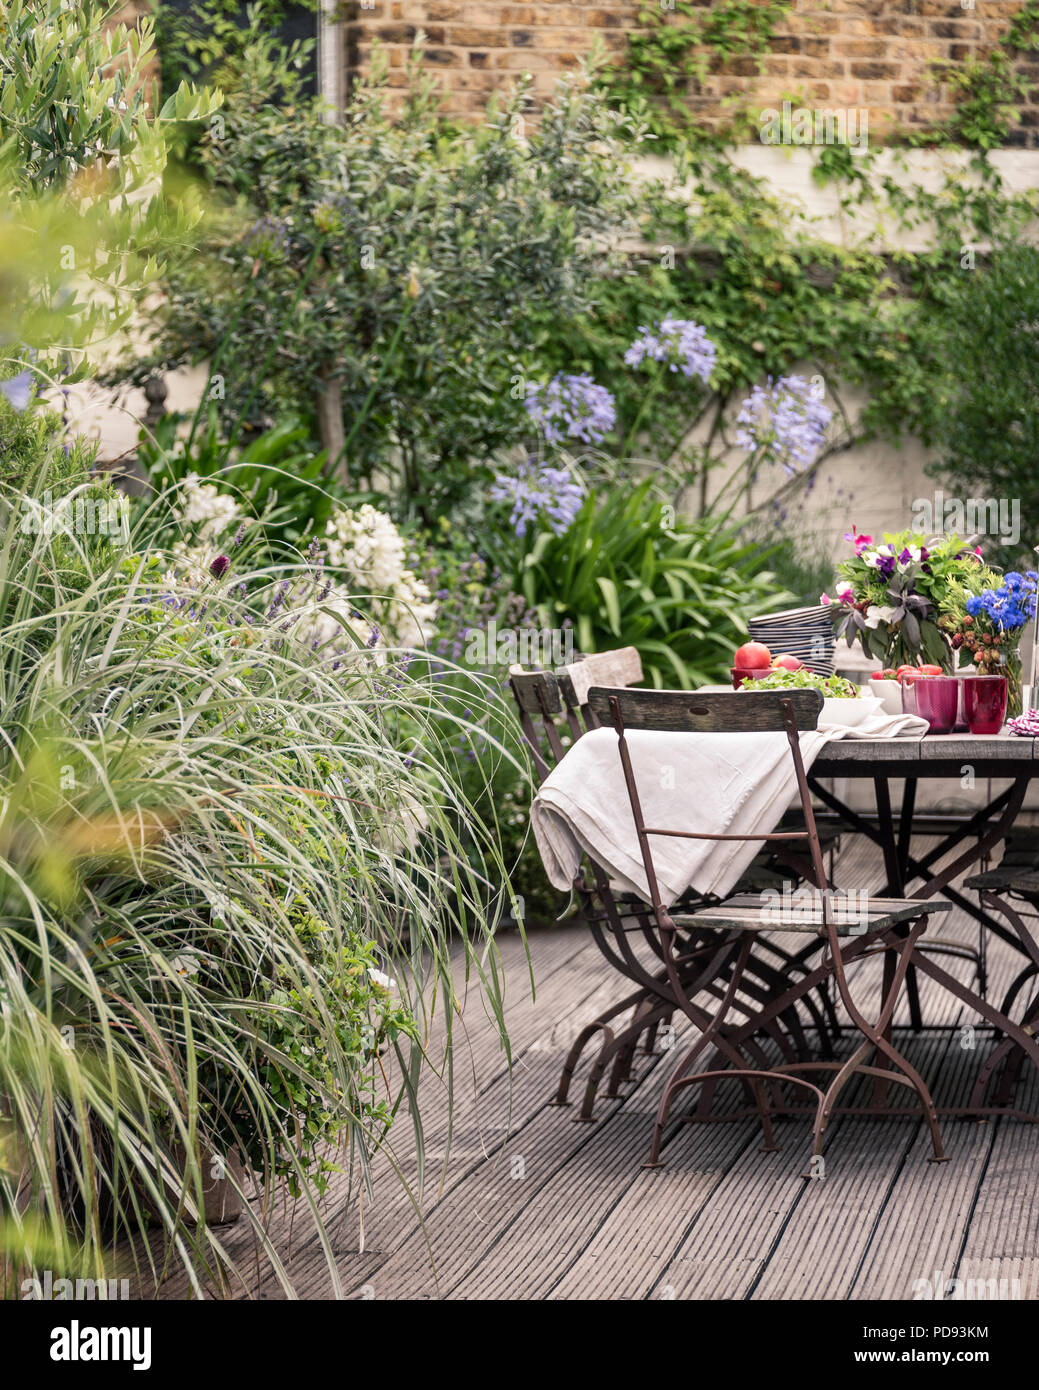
[531,708,928,906]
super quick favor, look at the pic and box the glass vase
[1003,647,1024,719]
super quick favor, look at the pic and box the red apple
[734,641,771,669]
[771,653,803,671]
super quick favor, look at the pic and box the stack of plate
[747,605,836,675]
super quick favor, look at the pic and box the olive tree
[0,0,218,363]
[153,42,647,513]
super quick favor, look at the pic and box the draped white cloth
[531,709,927,905]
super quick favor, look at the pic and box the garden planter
[137,1141,247,1228]
[178,1144,246,1227]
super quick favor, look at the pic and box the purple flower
[243,216,289,257]
[624,318,717,383]
[0,370,33,412]
[734,375,832,474]
[267,580,291,617]
[489,459,584,538]
[210,554,230,578]
[525,373,616,446]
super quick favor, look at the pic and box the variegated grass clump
[0,402,523,1297]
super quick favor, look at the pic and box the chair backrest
[586,685,822,733]
[507,667,567,783]
[508,647,645,783]
[555,647,643,727]
[586,685,828,927]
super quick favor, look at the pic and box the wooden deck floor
[151,837,1039,1300]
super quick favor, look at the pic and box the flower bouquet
[823,528,1001,670]
[938,570,1038,717]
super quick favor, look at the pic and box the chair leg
[871,1032,947,1161]
[831,917,947,1163]
[644,937,781,1165]
[810,1038,872,1160]
[555,981,662,1107]
[607,998,656,1095]
[581,993,716,1119]
[980,984,1039,1109]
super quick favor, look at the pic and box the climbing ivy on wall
[578,0,1039,558]
[599,0,792,145]
[599,0,1039,154]
[929,0,1039,150]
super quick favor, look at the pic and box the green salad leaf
[740,669,859,698]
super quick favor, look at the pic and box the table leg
[898,778,917,886]
[873,777,904,896]
[808,777,1030,955]
[872,777,924,1033]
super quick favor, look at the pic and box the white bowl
[820,693,884,727]
[867,679,904,717]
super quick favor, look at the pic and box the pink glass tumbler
[963,675,1008,735]
[914,675,959,734]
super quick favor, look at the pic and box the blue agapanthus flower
[525,373,616,446]
[734,375,832,474]
[966,571,1038,631]
[489,458,584,538]
[624,317,717,383]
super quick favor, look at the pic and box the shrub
[926,243,1039,569]
[149,38,645,512]
[0,0,217,364]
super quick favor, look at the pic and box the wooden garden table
[809,730,1039,1117]
[809,729,1038,928]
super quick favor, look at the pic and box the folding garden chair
[508,651,841,1120]
[588,683,953,1169]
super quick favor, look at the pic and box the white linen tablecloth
[531,708,927,906]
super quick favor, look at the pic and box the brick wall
[344,1,632,116]
[343,0,1039,144]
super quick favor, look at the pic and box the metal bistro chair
[590,683,953,1170]
[509,650,841,1121]
[553,648,845,1062]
